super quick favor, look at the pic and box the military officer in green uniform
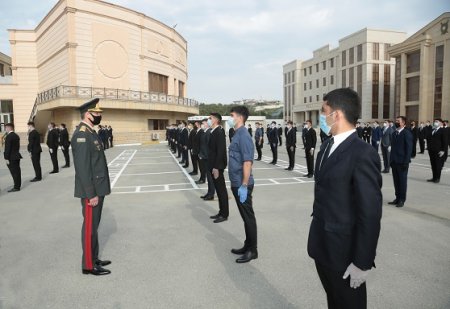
[71,98,112,276]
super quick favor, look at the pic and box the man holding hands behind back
[307,88,382,309]
[227,106,258,263]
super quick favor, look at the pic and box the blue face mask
[207,119,212,127]
[227,117,235,128]
[319,112,335,135]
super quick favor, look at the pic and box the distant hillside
[198,103,283,119]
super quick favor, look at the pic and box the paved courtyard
[0,137,449,309]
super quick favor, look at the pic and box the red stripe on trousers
[84,199,93,270]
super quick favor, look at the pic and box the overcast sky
[0,0,449,103]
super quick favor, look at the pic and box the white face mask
[433,121,440,128]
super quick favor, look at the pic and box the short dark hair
[271,121,276,125]
[288,120,294,125]
[305,120,312,125]
[61,123,66,128]
[27,121,35,126]
[201,118,208,123]
[230,105,250,122]
[434,118,443,123]
[210,112,222,122]
[323,88,360,125]
[5,123,14,129]
[396,116,407,124]
[50,122,56,128]
[181,120,187,125]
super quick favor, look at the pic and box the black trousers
[255,141,262,160]
[286,145,296,169]
[270,143,278,163]
[418,137,425,153]
[177,144,182,158]
[391,163,409,202]
[182,148,189,166]
[7,159,21,189]
[50,149,59,172]
[411,138,417,157]
[279,136,282,146]
[62,145,70,166]
[212,169,229,217]
[305,148,314,175]
[202,160,215,196]
[31,152,42,179]
[109,137,113,147]
[190,151,198,173]
[381,145,390,172]
[231,185,257,250]
[81,197,104,270]
[429,151,445,181]
[315,262,367,309]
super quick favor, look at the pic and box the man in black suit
[427,118,448,183]
[410,121,418,158]
[108,126,113,148]
[247,124,253,137]
[46,122,59,174]
[59,123,71,168]
[27,121,42,181]
[388,116,413,208]
[188,122,199,176]
[208,113,229,223]
[302,120,317,177]
[228,127,235,143]
[176,124,182,159]
[356,122,363,139]
[444,120,449,161]
[268,121,279,164]
[418,122,426,154]
[193,121,205,182]
[4,123,23,192]
[277,124,283,146]
[380,120,394,173]
[362,123,372,143]
[254,122,263,161]
[308,88,382,309]
[199,119,215,200]
[179,121,189,168]
[284,121,297,171]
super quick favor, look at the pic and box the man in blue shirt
[254,122,263,161]
[227,105,258,263]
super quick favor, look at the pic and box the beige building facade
[389,12,450,122]
[0,0,199,143]
[283,28,407,125]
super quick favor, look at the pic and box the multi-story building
[0,0,198,143]
[389,12,450,122]
[283,28,407,125]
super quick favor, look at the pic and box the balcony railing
[36,85,199,107]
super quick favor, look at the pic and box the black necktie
[319,137,334,170]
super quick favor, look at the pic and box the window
[304,83,307,91]
[309,96,312,102]
[309,66,312,74]
[304,69,307,76]
[342,69,346,87]
[330,75,334,85]
[304,97,307,103]
[316,95,320,102]
[0,63,4,76]
[288,73,291,84]
[372,64,379,118]
[349,47,354,65]
[434,45,444,118]
[291,85,295,105]
[342,50,347,66]
[316,79,319,88]
[148,119,169,130]
[394,56,401,117]
[330,58,334,68]
[292,71,295,83]
[178,81,185,97]
[322,61,326,70]
[357,65,362,114]
[0,100,13,113]
[349,67,354,89]
[407,50,420,73]
[406,76,420,101]
[148,72,168,94]
[384,44,391,61]
[284,73,287,84]
[309,81,312,89]
[383,64,391,119]
[284,87,288,105]
[373,43,379,60]
[357,44,362,62]
[323,77,326,86]
[316,63,319,72]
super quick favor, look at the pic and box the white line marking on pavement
[121,171,180,176]
[115,182,190,189]
[168,150,199,189]
[127,162,173,166]
[131,156,172,159]
[109,149,137,188]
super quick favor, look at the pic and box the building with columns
[389,12,450,122]
[0,0,198,143]
[283,28,407,125]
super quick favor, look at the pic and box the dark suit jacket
[179,128,188,147]
[4,132,23,161]
[304,128,317,150]
[428,127,448,153]
[390,128,413,165]
[59,128,70,147]
[308,132,382,272]
[208,126,227,170]
[46,128,59,150]
[28,129,42,154]
[188,128,196,150]
[199,128,211,160]
[268,128,279,144]
[192,128,202,155]
[285,128,297,147]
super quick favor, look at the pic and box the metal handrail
[36,85,200,107]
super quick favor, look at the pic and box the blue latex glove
[238,185,248,204]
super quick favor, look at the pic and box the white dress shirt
[328,129,356,156]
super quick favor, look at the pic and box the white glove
[388,146,391,152]
[6,160,10,165]
[310,148,314,155]
[343,263,369,289]
[438,151,445,157]
[377,141,380,145]
[49,149,53,154]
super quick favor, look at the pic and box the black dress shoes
[95,259,111,267]
[427,178,435,182]
[210,214,220,219]
[213,216,228,223]
[203,195,214,201]
[307,174,314,178]
[49,170,59,174]
[231,246,247,255]
[182,165,189,168]
[382,170,389,174]
[396,201,405,208]
[8,188,20,192]
[30,178,42,182]
[284,167,292,171]
[62,165,70,168]
[82,265,111,276]
[388,199,399,205]
[255,158,261,161]
[188,172,198,176]
[236,250,258,263]
[271,162,277,165]
[196,180,205,184]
